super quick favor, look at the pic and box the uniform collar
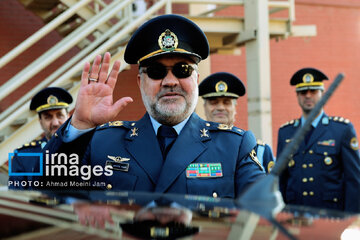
[149,114,191,135]
[301,110,324,128]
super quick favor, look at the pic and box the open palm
[71,52,133,129]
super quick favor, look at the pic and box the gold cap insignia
[350,137,359,150]
[215,81,228,93]
[47,95,58,105]
[302,73,314,83]
[158,29,178,52]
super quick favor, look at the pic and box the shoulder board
[256,139,266,146]
[18,140,44,150]
[205,122,245,136]
[97,120,133,130]
[280,119,299,128]
[328,116,350,124]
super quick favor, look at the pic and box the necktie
[305,125,314,144]
[157,125,178,159]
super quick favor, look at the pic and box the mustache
[157,87,186,98]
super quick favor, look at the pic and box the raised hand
[71,52,133,129]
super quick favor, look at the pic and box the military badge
[302,73,314,83]
[317,139,335,147]
[249,149,264,171]
[130,127,138,137]
[109,121,123,127]
[200,128,209,138]
[324,156,333,165]
[215,81,228,93]
[47,95,58,105]
[217,124,232,130]
[158,29,178,51]
[186,163,223,178]
[350,137,359,150]
[107,155,130,163]
[106,155,130,172]
[267,161,275,173]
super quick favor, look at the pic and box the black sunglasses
[141,62,195,80]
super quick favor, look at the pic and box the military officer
[44,14,264,197]
[277,67,360,212]
[199,72,275,173]
[8,87,72,189]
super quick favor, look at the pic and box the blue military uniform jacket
[277,114,360,212]
[255,139,275,173]
[44,113,264,198]
[8,137,47,190]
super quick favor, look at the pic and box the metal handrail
[0,0,92,69]
[0,0,134,102]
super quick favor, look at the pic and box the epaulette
[18,140,44,150]
[97,120,133,130]
[328,116,350,124]
[205,122,245,136]
[256,139,266,146]
[280,119,299,128]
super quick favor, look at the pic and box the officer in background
[199,72,275,173]
[277,67,360,212]
[8,87,72,189]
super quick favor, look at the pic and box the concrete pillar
[244,0,273,146]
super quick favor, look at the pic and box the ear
[137,74,141,88]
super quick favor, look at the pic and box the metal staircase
[0,0,316,167]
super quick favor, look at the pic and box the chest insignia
[186,163,223,178]
[317,139,335,147]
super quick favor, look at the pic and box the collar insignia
[200,128,209,138]
[130,127,138,137]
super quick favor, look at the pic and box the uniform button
[212,192,218,198]
[309,177,314,182]
[309,191,314,196]
[54,133,58,138]
[309,150,314,154]
[303,191,308,196]
[333,198,338,202]
[288,160,295,167]
[302,164,307,168]
[106,184,112,190]
[308,163,313,168]
[324,152,328,156]
[302,178,308,183]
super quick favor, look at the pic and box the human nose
[161,69,179,87]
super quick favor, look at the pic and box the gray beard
[141,88,198,125]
